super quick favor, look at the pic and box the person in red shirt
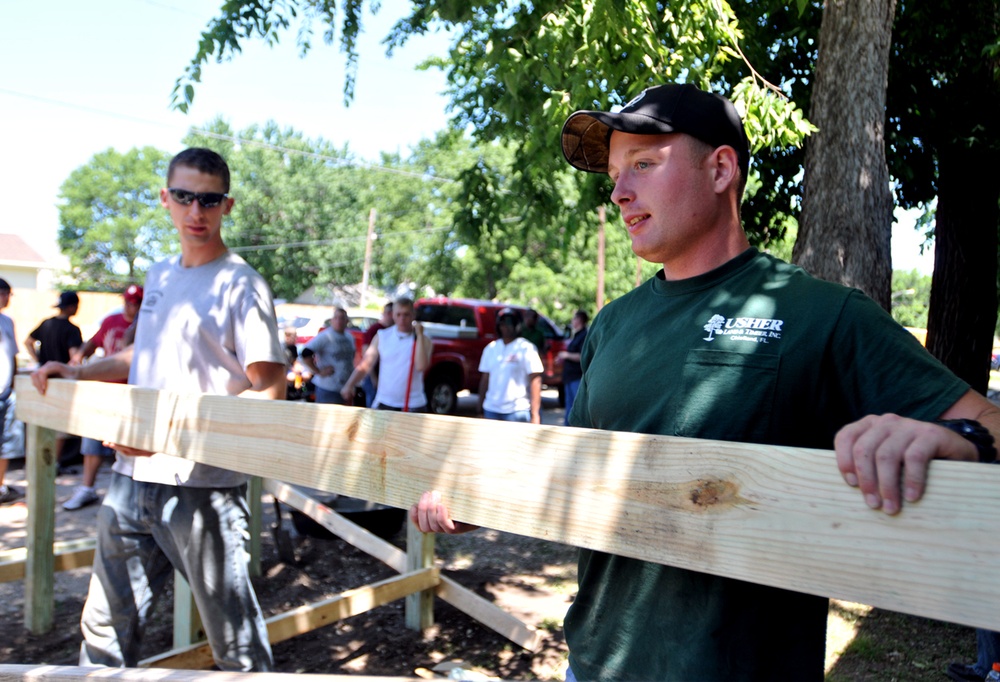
[63,284,143,511]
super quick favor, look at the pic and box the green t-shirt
[565,249,969,681]
[521,326,546,354]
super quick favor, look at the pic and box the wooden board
[263,480,542,651]
[0,665,440,681]
[141,569,440,670]
[0,538,96,583]
[15,376,1000,631]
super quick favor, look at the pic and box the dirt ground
[0,391,983,680]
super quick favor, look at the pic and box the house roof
[0,233,48,266]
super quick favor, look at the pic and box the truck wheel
[427,377,458,415]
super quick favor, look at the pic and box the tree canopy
[174,0,815,244]
[57,147,175,290]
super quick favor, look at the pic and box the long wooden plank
[141,569,440,670]
[0,538,96,583]
[0,665,436,681]
[16,376,1000,631]
[264,480,542,651]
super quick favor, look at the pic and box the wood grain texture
[16,376,1000,631]
[0,664,441,681]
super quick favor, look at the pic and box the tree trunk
[925,144,1000,396]
[794,0,897,310]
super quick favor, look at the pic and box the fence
[10,375,1000,670]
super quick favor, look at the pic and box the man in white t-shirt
[478,307,543,423]
[341,297,432,411]
[300,306,355,405]
[32,148,284,672]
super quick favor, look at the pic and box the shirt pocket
[672,348,779,443]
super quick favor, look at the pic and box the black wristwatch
[936,419,997,464]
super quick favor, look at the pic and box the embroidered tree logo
[703,315,726,341]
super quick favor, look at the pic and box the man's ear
[710,145,740,195]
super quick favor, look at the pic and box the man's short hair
[574,309,590,324]
[0,278,10,292]
[168,148,231,193]
[394,296,414,310]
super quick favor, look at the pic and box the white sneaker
[63,486,99,511]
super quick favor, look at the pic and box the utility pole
[597,205,606,311]
[360,208,376,309]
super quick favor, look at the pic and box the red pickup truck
[415,297,568,414]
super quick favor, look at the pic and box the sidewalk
[0,458,113,550]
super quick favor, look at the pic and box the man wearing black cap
[477,307,543,423]
[25,291,83,366]
[413,83,1000,680]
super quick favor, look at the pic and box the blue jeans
[361,375,377,408]
[483,409,531,422]
[975,629,1000,677]
[81,437,114,457]
[0,393,24,459]
[563,379,581,426]
[314,385,346,405]
[80,473,272,671]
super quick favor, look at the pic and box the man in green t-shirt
[410,83,1000,681]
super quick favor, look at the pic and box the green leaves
[58,147,175,290]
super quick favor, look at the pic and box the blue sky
[0,0,453,261]
[0,0,934,275]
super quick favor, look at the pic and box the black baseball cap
[561,83,750,178]
[55,291,79,309]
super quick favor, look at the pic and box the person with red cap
[63,284,143,511]
[411,83,999,681]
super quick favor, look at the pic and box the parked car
[414,297,568,414]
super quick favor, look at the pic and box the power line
[189,129,456,183]
[229,225,452,253]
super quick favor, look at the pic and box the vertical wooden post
[173,572,204,647]
[404,516,435,632]
[596,206,606,311]
[25,423,57,634]
[247,476,262,578]
[360,208,377,309]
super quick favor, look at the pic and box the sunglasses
[167,188,229,208]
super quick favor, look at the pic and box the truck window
[416,304,476,328]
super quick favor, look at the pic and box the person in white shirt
[478,307,543,424]
[31,148,283,672]
[300,306,355,405]
[341,297,432,412]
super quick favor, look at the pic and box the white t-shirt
[373,327,426,410]
[0,313,16,401]
[478,336,543,414]
[304,328,355,392]
[116,252,284,487]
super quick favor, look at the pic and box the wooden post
[247,476,262,578]
[173,572,204,648]
[596,205,606,311]
[24,423,57,634]
[404,516,435,632]
[360,208,376,308]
